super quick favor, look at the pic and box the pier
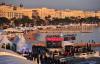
[73,43,100,47]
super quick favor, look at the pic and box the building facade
[0,4,100,20]
[35,8,100,19]
[0,4,33,19]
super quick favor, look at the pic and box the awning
[46,37,64,41]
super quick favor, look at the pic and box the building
[0,4,100,20]
[34,8,100,19]
[96,11,100,18]
[0,4,34,19]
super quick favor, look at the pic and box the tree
[14,16,32,26]
[64,17,72,24]
[32,14,46,26]
[83,17,100,24]
[44,15,51,25]
[0,17,10,29]
[0,17,10,25]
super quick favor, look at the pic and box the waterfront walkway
[0,48,33,64]
[0,48,26,59]
[73,43,100,47]
[0,55,33,64]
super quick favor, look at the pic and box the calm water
[34,27,100,51]
[1,27,100,51]
[1,27,100,64]
[36,27,100,42]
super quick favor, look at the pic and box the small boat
[74,51,100,58]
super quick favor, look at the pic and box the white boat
[74,51,100,58]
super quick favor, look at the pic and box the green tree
[14,16,32,26]
[0,17,10,29]
[0,17,10,25]
[44,15,51,25]
[64,17,72,24]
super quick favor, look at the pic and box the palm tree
[44,15,51,25]
[64,17,72,24]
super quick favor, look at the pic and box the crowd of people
[20,46,69,64]
[64,44,94,56]
[18,44,94,64]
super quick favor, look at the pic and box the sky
[0,0,100,10]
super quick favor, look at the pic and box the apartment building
[0,4,33,19]
[0,4,100,20]
[35,8,99,19]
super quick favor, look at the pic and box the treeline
[0,15,100,28]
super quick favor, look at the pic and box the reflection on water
[74,27,100,43]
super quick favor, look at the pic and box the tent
[62,41,74,47]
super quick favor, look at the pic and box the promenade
[0,48,33,64]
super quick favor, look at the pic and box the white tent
[62,41,74,47]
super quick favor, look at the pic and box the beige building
[34,8,100,19]
[96,11,100,18]
[0,4,100,20]
[61,10,85,18]
[0,4,33,19]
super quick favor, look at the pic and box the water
[0,27,100,52]
[75,27,100,43]
[0,27,100,64]
[36,27,100,43]
[35,27,100,51]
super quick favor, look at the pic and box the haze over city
[0,0,100,10]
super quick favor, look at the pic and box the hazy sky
[0,0,100,10]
